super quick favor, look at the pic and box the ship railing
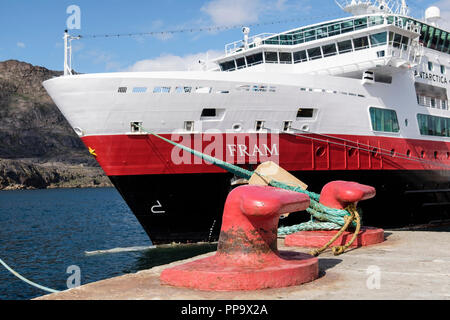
[387,38,422,66]
[225,33,275,55]
[224,14,419,55]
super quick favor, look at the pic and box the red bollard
[160,185,319,291]
[285,181,384,248]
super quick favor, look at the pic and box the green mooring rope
[142,129,357,234]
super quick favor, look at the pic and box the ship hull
[91,131,450,243]
[109,169,450,244]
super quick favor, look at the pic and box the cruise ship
[44,0,450,243]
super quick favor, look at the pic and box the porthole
[434,151,438,159]
[73,127,84,136]
[301,124,310,131]
[421,150,426,158]
[315,146,326,157]
[371,147,379,157]
[447,152,450,159]
[348,148,357,157]
[406,150,411,157]
[390,149,396,157]
[232,123,242,132]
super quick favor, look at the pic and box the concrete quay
[36,230,450,300]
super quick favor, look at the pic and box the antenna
[400,0,409,16]
[335,0,408,15]
[63,30,80,76]
[242,27,250,50]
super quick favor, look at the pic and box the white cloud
[78,49,122,71]
[126,50,223,72]
[200,0,309,27]
[201,0,263,26]
[16,42,26,48]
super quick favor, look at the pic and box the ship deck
[35,228,450,300]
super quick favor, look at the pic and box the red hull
[81,133,450,176]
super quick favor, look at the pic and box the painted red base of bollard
[160,185,319,291]
[284,227,385,248]
[160,251,318,291]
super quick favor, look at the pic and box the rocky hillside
[0,60,112,190]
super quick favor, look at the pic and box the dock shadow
[128,243,218,273]
[384,231,393,239]
[317,258,343,278]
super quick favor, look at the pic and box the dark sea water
[0,188,216,300]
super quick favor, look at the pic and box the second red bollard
[285,181,384,248]
[160,185,319,291]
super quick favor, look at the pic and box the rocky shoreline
[0,158,112,191]
[0,60,112,191]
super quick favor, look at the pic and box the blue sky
[0,0,446,73]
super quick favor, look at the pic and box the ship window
[444,34,450,53]
[201,108,216,118]
[353,36,369,50]
[417,114,450,137]
[322,44,337,57]
[154,86,170,93]
[293,50,307,63]
[401,36,409,50]
[246,53,263,66]
[428,61,434,71]
[341,20,354,33]
[441,65,446,74]
[304,29,316,42]
[296,108,314,118]
[377,50,385,57]
[293,33,305,45]
[195,87,212,94]
[369,107,400,133]
[307,47,322,60]
[236,57,246,69]
[175,86,191,93]
[255,120,265,131]
[132,87,147,93]
[130,122,142,133]
[426,26,435,48]
[118,87,127,93]
[338,40,352,54]
[280,34,293,45]
[419,24,427,44]
[370,32,387,47]
[279,52,292,64]
[392,33,402,48]
[431,28,440,50]
[220,60,236,72]
[438,31,447,51]
[265,52,278,63]
[354,17,368,30]
[317,27,328,39]
[328,24,341,37]
[184,121,194,132]
[369,15,384,26]
[283,121,292,132]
